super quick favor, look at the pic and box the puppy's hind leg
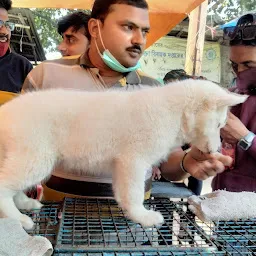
[0,188,35,230]
[0,151,55,230]
[112,157,164,227]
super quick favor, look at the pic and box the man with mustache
[23,0,230,201]
[0,0,32,93]
[23,0,161,200]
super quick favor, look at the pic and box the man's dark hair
[229,13,256,47]
[163,69,207,84]
[163,69,189,83]
[57,11,91,39]
[91,0,148,21]
[0,0,12,11]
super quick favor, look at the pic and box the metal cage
[23,197,256,256]
[23,201,62,245]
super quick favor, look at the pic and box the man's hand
[183,146,233,180]
[220,112,249,144]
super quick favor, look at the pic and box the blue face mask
[95,21,141,73]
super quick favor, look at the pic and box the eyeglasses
[0,20,15,31]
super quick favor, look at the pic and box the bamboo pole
[185,0,208,76]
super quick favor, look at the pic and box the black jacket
[0,50,33,93]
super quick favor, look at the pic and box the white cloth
[0,218,53,256]
[188,190,256,222]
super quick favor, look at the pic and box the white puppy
[0,79,247,229]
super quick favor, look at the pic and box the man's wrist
[180,149,191,175]
[237,128,250,140]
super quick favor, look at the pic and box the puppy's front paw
[140,210,164,227]
[20,214,35,230]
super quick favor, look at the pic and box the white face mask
[95,20,141,73]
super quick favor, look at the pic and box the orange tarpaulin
[12,0,205,47]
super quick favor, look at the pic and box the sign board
[140,37,221,83]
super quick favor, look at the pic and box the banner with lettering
[140,36,221,83]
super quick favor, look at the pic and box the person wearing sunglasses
[212,13,256,192]
[0,0,33,93]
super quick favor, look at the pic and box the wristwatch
[238,131,255,150]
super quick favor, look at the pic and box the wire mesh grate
[23,201,62,245]
[22,198,256,255]
[202,219,256,255]
[174,202,256,255]
[53,251,227,256]
[54,198,221,254]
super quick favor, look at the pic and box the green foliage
[211,0,255,21]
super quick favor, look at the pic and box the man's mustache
[126,45,142,54]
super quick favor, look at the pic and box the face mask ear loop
[97,20,107,50]
[95,36,103,57]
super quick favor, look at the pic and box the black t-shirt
[0,51,33,93]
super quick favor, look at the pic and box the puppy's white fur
[0,79,247,229]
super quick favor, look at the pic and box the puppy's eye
[217,123,221,128]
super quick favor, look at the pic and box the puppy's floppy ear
[217,91,248,107]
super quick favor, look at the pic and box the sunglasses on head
[223,23,256,41]
[0,20,15,31]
